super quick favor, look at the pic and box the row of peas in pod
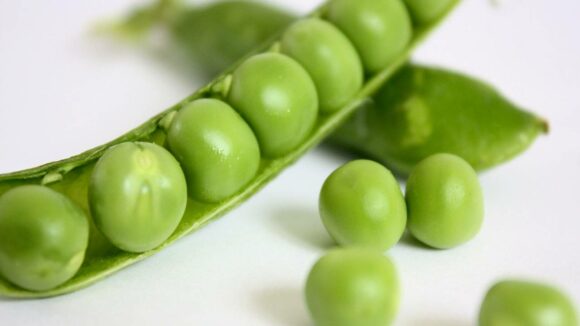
[0,0,415,292]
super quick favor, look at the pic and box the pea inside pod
[89,142,187,253]
[0,186,89,291]
[403,0,458,25]
[228,52,319,158]
[280,18,363,113]
[167,98,260,203]
[327,0,412,73]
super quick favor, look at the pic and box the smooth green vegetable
[89,142,187,253]
[167,99,260,202]
[116,1,545,174]
[0,0,458,298]
[479,280,578,326]
[319,160,406,251]
[0,186,89,291]
[331,65,548,175]
[403,0,458,24]
[280,18,363,113]
[327,0,412,73]
[228,52,318,158]
[306,247,400,326]
[405,153,484,249]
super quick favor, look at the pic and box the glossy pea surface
[403,0,456,25]
[406,153,484,249]
[0,186,89,291]
[167,99,260,203]
[327,0,412,73]
[228,53,318,158]
[479,280,578,326]
[89,142,187,253]
[319,160,406,251]
[306,248,400,326]
[280,18,363,113]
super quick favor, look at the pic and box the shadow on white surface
[269,206,334,250]
[253,286,311,326]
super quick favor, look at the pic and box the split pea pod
[115,1,547,175]
[0,0,460,298]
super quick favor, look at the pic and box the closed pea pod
[306,248,400,326]
[227,52,318,158]
[167,98,260,203]
[319,160,406,251]
[479,280,578,326]
[405,153,484,249]
[89,142,187,253]
[280,18,363,113]
[0,186,89,291]
[327,0,412,73]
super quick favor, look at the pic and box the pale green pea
[227,52,318,158]
[405,153,484,249]
[280,18,363,113]
[167,98,260,203]
[326,0,412,73]
[0,185,89,291]
[89,142,187,253]
[319,160,406,251]
[306,247,400,326]
[479,280,578,326]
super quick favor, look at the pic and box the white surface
[0,0,579,325]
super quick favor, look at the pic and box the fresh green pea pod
[0,0,460,298]
[330,65,548,175]
[110,1,545,175]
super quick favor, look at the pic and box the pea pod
[330,65,548,175]
[111,1,546,175]
[0,0,460,298]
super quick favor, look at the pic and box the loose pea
[327,0,412,73]
[280,18,363,113]
[306,247,400,326]
[0,186,89,291]
[228,52,318,158]
[89,142,187,253]
[405,153,484,249]
[479,280,578,326]
[319,160,406,251]
[403,0,457,25]
[167,98,260,203]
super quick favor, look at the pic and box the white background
[0,0,579,325]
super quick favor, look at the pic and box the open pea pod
[112,0,545,175]
[0,1,460,298]
[329,65,548,175]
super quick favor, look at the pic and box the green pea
[228,53,318,157]
[327,0,412,73]
[89,142,187,253]
[405,153,484,249]
[403,0,457,25]
[319,160,406,251]
[280,18,363,113]
[0,186,89,291]
[479,280,578,326]
[167,98,260,203]
[306,247,400,326]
